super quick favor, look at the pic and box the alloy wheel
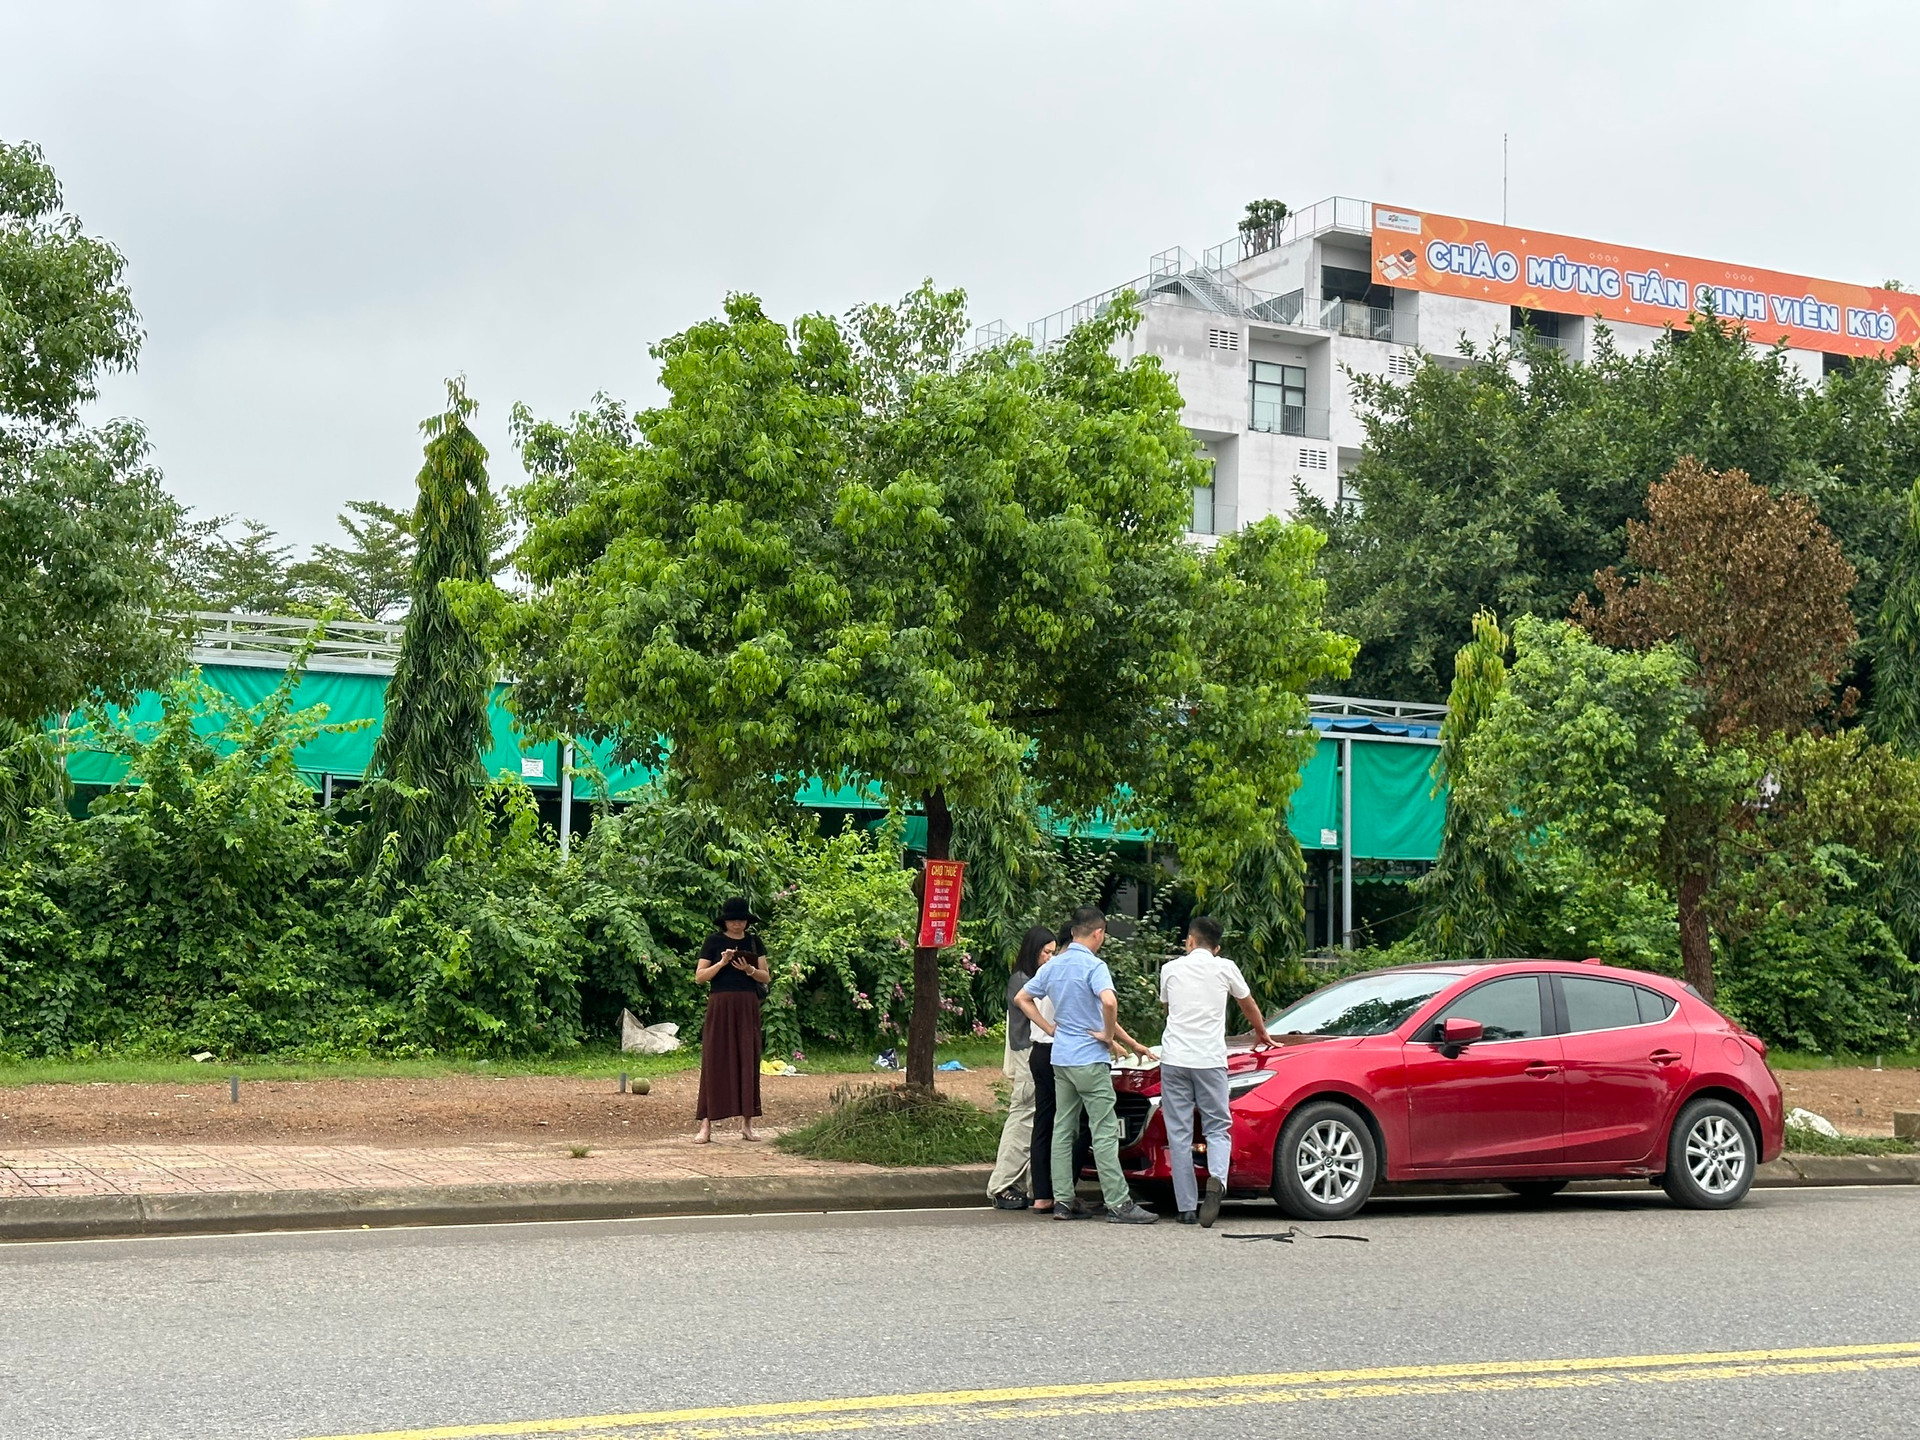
[1295,1118,1365,1205]
[1684,1114,1748,1196]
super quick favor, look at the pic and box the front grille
[1114,1094,1153,1150]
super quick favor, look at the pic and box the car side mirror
[1439,1017,1483,1055]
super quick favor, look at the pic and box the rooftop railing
[1202,196,1377,270]
[189,611,404,674]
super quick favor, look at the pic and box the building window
[1251,361,1308,435]
[1510,305,1561,339]
[1386,352,1418,379]
[1207,327,1240,352]
[1299,447,1330,470]
[1191,480,1215,534]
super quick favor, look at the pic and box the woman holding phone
[694,897,772,1143]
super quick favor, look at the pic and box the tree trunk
[1677,867,1715,1002]
[906,787,951,1091]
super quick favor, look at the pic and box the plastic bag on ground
[620,1010,682,1054]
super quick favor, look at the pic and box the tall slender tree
[1874,479,1920,755]
[365,380,495,881]
[1415,610,1521,958]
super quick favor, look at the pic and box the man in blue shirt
[1015,906,1158,1224]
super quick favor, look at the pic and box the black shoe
[1199,1176,1225,1228]
[1176,1210,1200,1225]
[1107,1202,1159,1225]
[1053,1201,1091,1220]
[993,1189,1031,1210]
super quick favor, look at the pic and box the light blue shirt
[1021,943,1115,1068]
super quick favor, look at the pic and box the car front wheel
[1661,1098,1757,1209]
[1273,1100,1378,1221]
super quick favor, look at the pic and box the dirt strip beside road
[0,1068,1004,1146]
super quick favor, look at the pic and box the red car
[1109,959,1784,1219]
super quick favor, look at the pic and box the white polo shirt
[1156,947,1251,1070]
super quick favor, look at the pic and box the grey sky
[5,1,1914,552]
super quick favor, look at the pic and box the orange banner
[1372,205,1920,359]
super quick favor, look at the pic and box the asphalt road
[3,1186,1918,1440]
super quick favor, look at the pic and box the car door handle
[1649,1050,1682,1065]
[1524,1061,1559,1077]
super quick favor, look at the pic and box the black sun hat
[718,896,758,925]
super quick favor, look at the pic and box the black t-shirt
[701,931,766,993]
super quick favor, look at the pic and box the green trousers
[1051,1061,1135,1212]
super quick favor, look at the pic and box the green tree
[1463,619,1758,998]
[1873,478,1920,753]
[364,380,496,882]
[0,138,140,440]
[1415,609,1523,957]
[1,138,181,725]
[1305,318,1918,702]
[465,287,1352,1086]
[290,500,416,621]
[176,517,301,615]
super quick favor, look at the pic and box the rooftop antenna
[1502,133,1509,225]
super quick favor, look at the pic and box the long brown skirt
[696,989,763,1121]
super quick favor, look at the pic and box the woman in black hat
[693,897,771,1143]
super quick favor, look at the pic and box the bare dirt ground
[0,1068,1005,1146]
[1778,1067,1920,1136]
[0,1065,1908,1147]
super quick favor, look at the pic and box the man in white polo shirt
[1158,915,1275,1227]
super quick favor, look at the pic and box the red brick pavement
[0,1135,887,1200]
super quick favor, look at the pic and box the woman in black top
[694,897,771,1143]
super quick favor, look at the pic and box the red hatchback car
[1109,960,1784,1219]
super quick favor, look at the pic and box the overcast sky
[5,1,1915,551]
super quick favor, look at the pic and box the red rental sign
[917,860,966,949]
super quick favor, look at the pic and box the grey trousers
[1160,1064,1232,1214]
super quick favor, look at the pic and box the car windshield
[1267,971,1455,1037]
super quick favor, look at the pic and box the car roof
[1340,959,1682,988]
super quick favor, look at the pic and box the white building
[1014,196,1910,536]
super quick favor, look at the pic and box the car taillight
[1738,1031,1768,1060]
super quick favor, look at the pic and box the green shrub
[1717,848,1916,1054]
[774,1082,1004,1166]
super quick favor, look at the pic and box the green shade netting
[60,668,1447,861]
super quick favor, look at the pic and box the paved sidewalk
[0,1133,881,1200]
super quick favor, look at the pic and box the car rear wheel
[1661,1098,1756,1209]
[1273,1100,1378,1221]
[1502,1180,1568,1203]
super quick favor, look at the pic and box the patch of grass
[568,1144,593,1159]
[0,1038,1004,1089]
[0,1045,698,1088]
[775,1083,1005,1167]
[1767,1051,1920,1071]
[1783,1122,1916,1157]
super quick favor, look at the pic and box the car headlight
[1227,1069,1275,1099]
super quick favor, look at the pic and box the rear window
[1560,976,1678,1031]
[1268,971,1454,1037]
[1561,977,1643,1033]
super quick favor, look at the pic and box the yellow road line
[304,1341,1920,1440]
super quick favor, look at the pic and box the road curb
[2,1152,1911,1243]
[0,1166,997,1243]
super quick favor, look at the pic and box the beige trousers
[986,1042,1037,1196]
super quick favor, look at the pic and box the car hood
[1114,1034,1365,1095]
